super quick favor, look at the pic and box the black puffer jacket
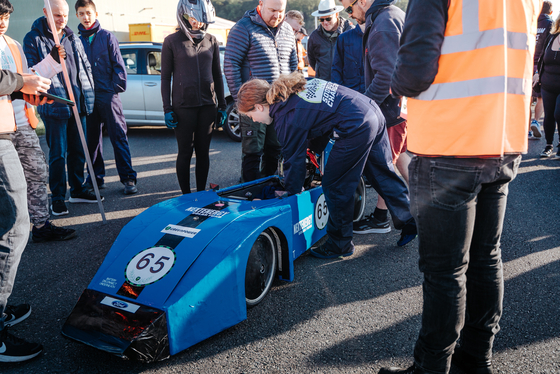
[535,13,554,65]
[224,8,298,101]
[161,31,226,112]
[307,18,354,81]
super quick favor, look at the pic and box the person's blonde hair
[551,13,560,34]
[286,10,304,26]
[237,72,307,113]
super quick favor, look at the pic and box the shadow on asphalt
[5,130,553,373]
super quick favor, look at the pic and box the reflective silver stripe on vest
[440,0,529,54]
[441,29,529,54]
[416,0,531,101]
[415,77,530,101]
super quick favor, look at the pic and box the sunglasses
[345,0,358,15]
[319,16,333,22]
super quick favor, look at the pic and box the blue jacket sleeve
[23,33,43,70]
[307,35,317,71]
[331,36,345,85]
[391,0,448,98]
[224,23,251,101]
[364,29,400,105]
[108,32,127,93]
[290,41,298,72]
[275,111,309,195]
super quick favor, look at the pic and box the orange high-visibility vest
[406,0,541,157]
[297,40,306,71]
[0,35,39,133]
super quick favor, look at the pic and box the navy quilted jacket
[224,9,298,101]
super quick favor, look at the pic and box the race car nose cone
[61,289,170,362]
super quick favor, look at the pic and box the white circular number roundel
[315,194,329,230]
[125,246,176,286]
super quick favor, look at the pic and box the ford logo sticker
[112,301,128,308]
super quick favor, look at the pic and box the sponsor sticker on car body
[161,224,200,238]
[101,296,141,313]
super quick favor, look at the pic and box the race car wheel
[353,176,366,222]
[245,229,277,307]
[224,101,242,142]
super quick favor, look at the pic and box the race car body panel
[62,176,332,361]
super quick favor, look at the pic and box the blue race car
[62,149,366,362]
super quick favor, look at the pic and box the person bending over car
[161,0,226,194]
[236,72,417,259]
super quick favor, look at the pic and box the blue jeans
[43,115,87,201]
[409,155,521,374]
[0,139,29,330]
[86,94,136,185]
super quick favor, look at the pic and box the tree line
[214,0,409,32]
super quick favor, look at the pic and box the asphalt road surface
[2,127,559,373]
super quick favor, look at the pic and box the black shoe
[540,145,554,158]
[32,221,76,243]
[379,365,424,374]
[353,214,391,234]
[0,327,43,362]
[84,181,106,191]
[50,200,69,216]
[69,189,104,203]
[123,180,138,195]
[310,240,354,259]
[3,304,31,327]
[452,347,493,374]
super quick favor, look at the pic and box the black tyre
[245,229,278,307]
[353,176,366,222]
[224,101,242,142]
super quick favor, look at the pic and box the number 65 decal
[125,246,176,286]
[315,194,329,230]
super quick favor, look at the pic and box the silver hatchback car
[119,42,241,142]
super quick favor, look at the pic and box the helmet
[177,0,216,41]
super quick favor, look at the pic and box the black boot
[378,364,424,374]
[452,347,493,374]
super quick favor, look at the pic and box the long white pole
[44,0,106,224]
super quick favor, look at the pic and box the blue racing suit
[270,79,415,253]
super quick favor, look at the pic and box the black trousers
[174,105,215,194]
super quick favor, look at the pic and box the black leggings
[174,105,215,193]
[541,87,560,145]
